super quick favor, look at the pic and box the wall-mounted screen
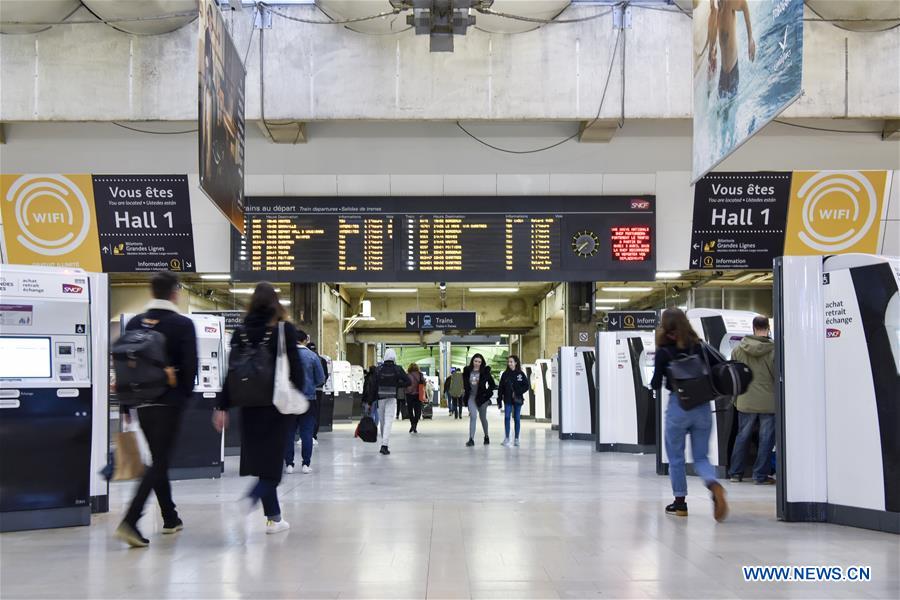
[231,196,656,282]
[0,337,52,378]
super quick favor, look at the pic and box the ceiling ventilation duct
[805,0,900,32]
[80,0,198,35]
[0,0,80,34]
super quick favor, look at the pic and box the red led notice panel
[611,226,652,262]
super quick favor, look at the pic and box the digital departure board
[231,196,655,282]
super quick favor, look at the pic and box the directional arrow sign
[607,311,658,332]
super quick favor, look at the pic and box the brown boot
[708,482,729,522]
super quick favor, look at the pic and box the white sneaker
[301,465,312,475]
[285,465,294,474]
[501,438,511,447]
[296,439,302,446]
[313,438,319,446]
[265,519,290,535]
[514,439,520,447]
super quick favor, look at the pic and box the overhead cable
[456,29,622,155]
[0,10,199,27]
[257,2,401,25]
[772,120,884,135]
[112,122,197,135]
[475,4,618,25]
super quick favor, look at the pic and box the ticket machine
[0,266,109,532]
[331,360,353,421]
[556,347,597,440]
[656,308,756,477]
[350,364,365,417]
[531,359,553,423]
[595,331,656,453]
[318,355,334,432]
[120,313,225,479]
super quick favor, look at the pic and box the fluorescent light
[231,287,282,294]
[367,288,417,293]
[600,286,653,293]
[595,306,616,311]
[656,272,681,279]
[595,298,631,304]
[280,300,291,306]
[468,287,520,293]
[200,274,231,280]
[726,273,760,284]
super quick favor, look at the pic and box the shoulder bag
[273,322,310,415]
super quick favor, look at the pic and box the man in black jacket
[115,272,198,548]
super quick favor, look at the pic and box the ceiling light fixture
[595,306,616,311]
[600,286,653,293]
[366,288,418,293]
[656,272,682,279]
[468,287,520,293]
[231,287,281,294]
[595,298,631,304]
[200,274,232,280]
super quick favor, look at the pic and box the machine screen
[0,337,52,378]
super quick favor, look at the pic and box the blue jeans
[248,478,280,519]
[504,402,522,440]
[729,411,775,482]
[284,412,317,467]
[665,394,716,497]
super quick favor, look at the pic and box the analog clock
[571,230,600,258]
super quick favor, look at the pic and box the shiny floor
[2,411,898,600]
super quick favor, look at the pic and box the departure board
[231,196,655,281]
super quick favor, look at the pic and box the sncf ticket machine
[120,313,225,479]
[595,330,656,453]
[556,347,597,440]
[656,309,755,477]
[0,266,109,532]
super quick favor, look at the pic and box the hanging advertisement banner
[1,174,195,273]
[691,171,891,269]
[198,0,246,234]
[0,174,102,271]
[692,0,804,182]
[92,175,196,273]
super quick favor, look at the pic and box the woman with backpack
[405,363,424,434]
[650,308,728,522]
[463,354,496,447]
[448,368,465,419]
[213,282,304,535]
[497,355,530,447]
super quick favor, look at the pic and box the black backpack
[712,361,754,397]
[111,316,172,406]
[665,343,723,411]
[226,327,275,407]
[375,363,403,400]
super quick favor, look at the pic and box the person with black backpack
[213,283,304,535]
[369,349,410,455]
[650,308,729,522]
[113,272,197,548]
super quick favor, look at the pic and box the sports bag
[272,322,309,415]
[712,361,753,397]
[111,316,174,406]
[666,343,723,411]
[355,415,378,443]
[226,327,275,407]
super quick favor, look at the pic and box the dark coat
[220,311,305,482]
[462,365,496,407]
[497,369,530,409]
[125,308,198,405]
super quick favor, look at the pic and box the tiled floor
[2,411,897,599]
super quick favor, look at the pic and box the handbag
[418,382,426,403]
[355,415,378,443]
[272,321,310,415]
[112,430,145,481]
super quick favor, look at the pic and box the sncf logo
[204,326,218,334]
[62,284,83,294]
[826,328,841,339]
[631,200,651,210]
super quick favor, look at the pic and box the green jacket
[731,335,775,413]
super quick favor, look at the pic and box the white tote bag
[273,321,310,415]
